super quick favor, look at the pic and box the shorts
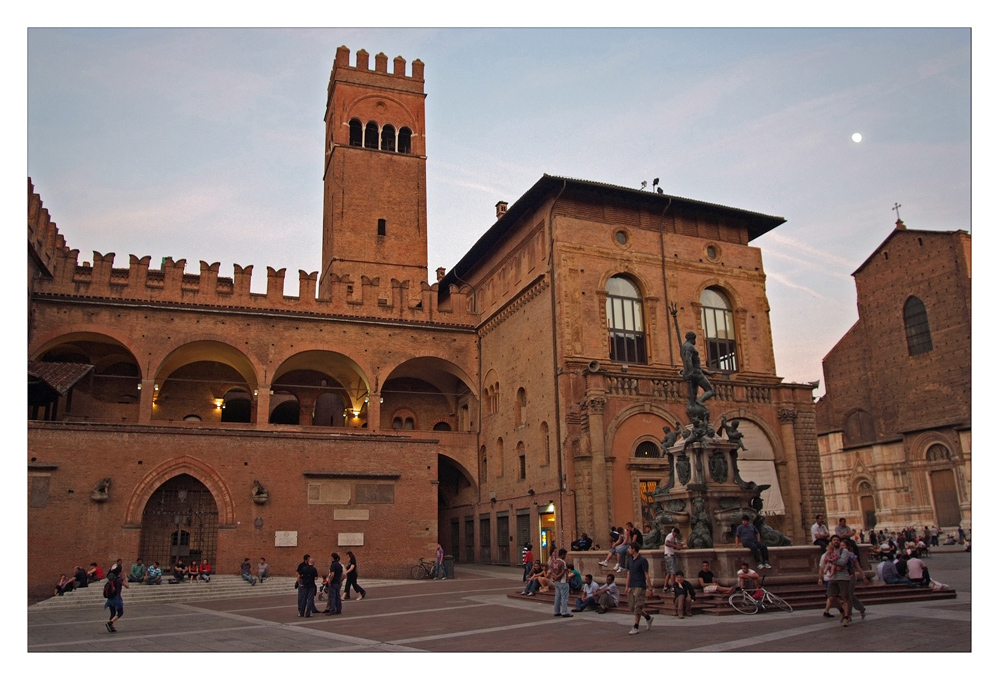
[628,587,647,613]
[702,584,719,594]
[664,555,677,574]
[826,580,853,599]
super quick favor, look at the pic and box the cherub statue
[720,415,747,451]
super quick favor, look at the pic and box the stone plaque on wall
[307,481,351,505]
[333,509,370,521]
[274,531,298,547]
[355,484,395,504]
[338,533,364,546]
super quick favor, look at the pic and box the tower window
[377,219,386,236]
[605,275,647,364]
[349,119,363,147]
[381,124,396,152]
[700,287,738,371]
[398,127,412,154]
[364,122,379,149]
[904,296,933,355]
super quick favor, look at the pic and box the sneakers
[629,627,640,635]
[646,615,654,631]
[764,563,772,569]
[842,617,851,627]
[614,566,623,573]
[757,564,765,570]
[105,622,113,633]
[561,613,573,618]
[598,560,609,567]
[359,593,365,600]
[597,607,608,614]
[860,610,866,619]
[823,612,835,618]
[571,608,583,612]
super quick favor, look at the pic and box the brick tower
[320,46,428,295]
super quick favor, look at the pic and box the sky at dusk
[25,27,971,388]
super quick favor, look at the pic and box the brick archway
[124,455,236,526]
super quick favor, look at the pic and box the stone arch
[30,327,145,377]
[908,431,962,465]
[345,93,420,132]
[692,277,746,311]
[124,456,236,526]
[714,410,786,461]
[603,403,683,455]
[152,337,263,392]
[382,356,478,400]
[596,267,656,298]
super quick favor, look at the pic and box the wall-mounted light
[351,409,360,417]
[253,389,258,397]
[153,383,159,391]
[380,397,384,404]
[137,383,142,390]
[364,397,369,403]
[545,502,556,513]
[214,399,224,409]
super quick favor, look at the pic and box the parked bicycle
[728,577,793,614]
[411,557,437,580]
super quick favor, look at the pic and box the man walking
[102,566,128,633]
[550,548,572,618]
[624,542,654,635]
[824,536,854,626]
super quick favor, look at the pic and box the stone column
[585,393,610,544]
[366,392,382,432]
[778,408,804,542]
[138,378,155,424]
[254,385,271,429]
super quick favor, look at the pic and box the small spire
[892,202,905,229]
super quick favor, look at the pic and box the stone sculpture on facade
[251,480,269,505]
[90,477,111,503]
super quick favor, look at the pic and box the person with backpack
[102,566,128,633]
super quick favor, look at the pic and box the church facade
[815,222,971,535]
[28,45,822,598]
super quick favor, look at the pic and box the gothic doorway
[929,469,962,527]
[139,474,219,570]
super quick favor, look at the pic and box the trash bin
[444,555,455,579]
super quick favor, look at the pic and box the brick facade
[815,222,971,534]
[28,45,822,600]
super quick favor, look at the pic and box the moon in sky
[852,133,863,143]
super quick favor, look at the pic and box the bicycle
[411,557,438,580]
[728,578,793,614]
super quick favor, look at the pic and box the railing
[605,373,774,404]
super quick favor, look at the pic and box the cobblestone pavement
[27,552,972,660]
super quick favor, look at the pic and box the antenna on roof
[640,181,647,190]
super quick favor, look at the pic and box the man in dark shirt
[670,571,696,619]
[298,557,319,617]
[697,560,733,596]
[734,516,771,569]
[324,553,344,615]
[624,542,654,635]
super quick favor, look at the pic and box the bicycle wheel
[766,592,793,613]
[729,591,758,614]
[411,565,427,580]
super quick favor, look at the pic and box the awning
[736,459,786,516]
[28,361,93,403]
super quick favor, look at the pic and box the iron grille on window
[634,441,661,458]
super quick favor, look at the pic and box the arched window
[496,437,504,477]
[540,421,550,466]
[634,441,661,458]
[843,409,876,447]
[398,127,412,154]
[516,388,527,426]
[348,119,363,147]
[480,445,488,481]
[904,296,932,355]
[700,287,737,371]
[380,124,396,151]
[605,276,647,364]
[432,421,452,431]
[517,442,526,480]
[220,389,251,423]
[364,121,379,149]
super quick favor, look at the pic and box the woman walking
[344,550,367,601]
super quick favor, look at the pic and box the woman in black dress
[343,551,366,601]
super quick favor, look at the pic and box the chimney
[495,201,508,219]
[436,267,446,282]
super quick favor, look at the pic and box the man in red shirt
[522,543,534,582]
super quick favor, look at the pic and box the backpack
[568,572,582,591]
[103,578,117,599]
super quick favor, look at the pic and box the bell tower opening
[321,46,429,295]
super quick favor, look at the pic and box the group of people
[238,557,270,585]
[294,550,366,617]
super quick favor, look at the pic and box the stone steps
[30,576,298,611]
[507,582,957,617]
